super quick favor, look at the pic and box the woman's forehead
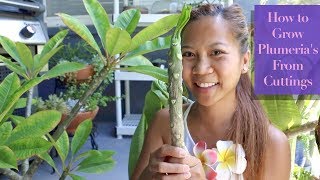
[181,16,236,46]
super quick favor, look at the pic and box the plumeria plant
[193,140,247,180]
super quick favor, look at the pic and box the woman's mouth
[195,82,219,88]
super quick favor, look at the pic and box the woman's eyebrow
[181,45,192,49]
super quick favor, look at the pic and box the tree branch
[0,168,21,180]
[284,121,317,138]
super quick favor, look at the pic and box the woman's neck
[190,94,237,138]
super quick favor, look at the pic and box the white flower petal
[216,163,231,180]
[216,140,233,153]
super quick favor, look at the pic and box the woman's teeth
[196,82,217,88]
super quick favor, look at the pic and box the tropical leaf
[39,29,68,59]
[0,36,23,68]
[0,77,42,123]
[71,120,92,156]
[126,36,172,59]
[8,137,52,160]
[76,150,115,173]
[120,55,153,66]
[0,55,25,78]
[14,98,36,109]
[16,42,34,71]
[0,73,20,113]
[0,122,12,146]
[42,61,85,79]
[83,0,110,49]
[38,152,58,173]
[123,65,168,83]
[115,9,140,35]
[58,13,102,55]
[0,146,17,169]
[55,130,69,162]
[128,14,180,51]
[34,46,63,75]
[69,174,86,180]
[7,110,61,142]
[9,115,25,125]
[106,27,131,56]
[260,95,302,131]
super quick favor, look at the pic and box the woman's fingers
[154,144,187,159]
[152,172,192,180]
[149,161,190,174]
[168,155,201,167]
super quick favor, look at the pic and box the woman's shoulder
[262,124,291,179]
[267,125,289,147]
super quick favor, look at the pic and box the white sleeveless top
[183,102,196,155]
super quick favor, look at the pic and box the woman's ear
[242,51,250,74]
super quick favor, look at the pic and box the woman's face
[182,16,248,106]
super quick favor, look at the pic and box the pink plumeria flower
[193,141,218,180]
[214,140,247,180]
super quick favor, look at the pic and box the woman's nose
[192,58,214,75]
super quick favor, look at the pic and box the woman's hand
[146,144,206,179]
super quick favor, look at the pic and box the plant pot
[64,65,95,84]
[61,107,99,135]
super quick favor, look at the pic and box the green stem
[21,88,34,175]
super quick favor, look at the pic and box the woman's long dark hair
[188,4,270,179]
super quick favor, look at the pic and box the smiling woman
[132,3,291,180]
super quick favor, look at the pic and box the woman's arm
[263,125,291,180]
[131,109,169,180]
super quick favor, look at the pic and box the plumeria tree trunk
[168,6,191,148]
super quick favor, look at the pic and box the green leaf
[58,13,101,55]
[260,95,302,131]
[115,9,140,35]
[76,150,115,173]
[0,122,12,146]
[40,29,68,60]
[0,73,20,113]
[7,110,61,142]
[0,77,43,123]
[9,115,25,125]
[0,146,17,169]
[8,137,52,160]
[83,0,110,49]
[55,131,69,162]
[0,55,25,77]
[128,14,180,51]
[38,152,58,173]
[34,46,63,75]
[42,62,85,79]
[0,36,23,68]
[14,98,36,109]
[126,36,172,59]
[106,27,131,56]
[69,174,86,180]
[16,42,34,71]
[71,120,92,156]
[123,65,168,83]
[120,55,153,66]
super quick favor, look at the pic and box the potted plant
[50,39,98,83]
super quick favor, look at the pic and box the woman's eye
[212,50,223,56]
[182,52,194,57]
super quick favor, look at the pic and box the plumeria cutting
[193,140,247,180]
